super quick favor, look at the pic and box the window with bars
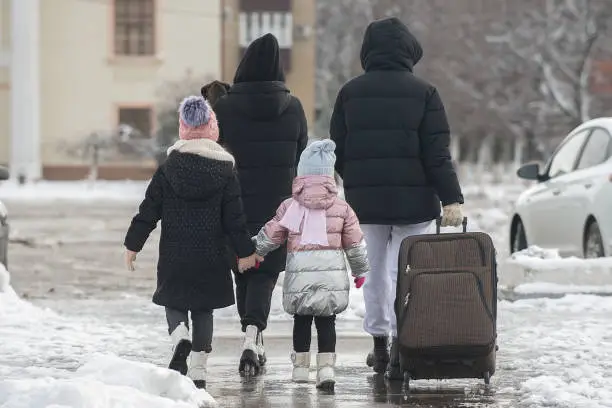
[118,107,153,138]
[238,0,293,70]
[114,0,155,56]
[238,11,293,70]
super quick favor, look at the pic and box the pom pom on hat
[179,96,211,127]
[177,95,219,141]
[297,139,337,177]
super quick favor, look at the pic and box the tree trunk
[513,133,526,169]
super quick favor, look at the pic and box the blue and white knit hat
[297,139,336,177]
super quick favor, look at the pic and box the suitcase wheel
[483,371,491,385]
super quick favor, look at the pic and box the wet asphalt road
[5,200,611,407]
[203,334,503,408]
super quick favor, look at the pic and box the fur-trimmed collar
[167,139,235,164]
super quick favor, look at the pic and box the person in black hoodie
[329,18,465,379]
[214,33,309,376]
[123,96,262,389]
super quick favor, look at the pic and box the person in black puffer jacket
[329,18,465,379]
[123,96,261,389]
[213,33,308,376]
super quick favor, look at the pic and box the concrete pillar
[10,0,41,182]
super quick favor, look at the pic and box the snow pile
[0,264,217,408]
[513,282,612,295]
[0,180,147,202]
[0,261,10,292]
[501,296,612,407]
[0,356,217,408]
[500,246,612,289]
[511,245,562,260]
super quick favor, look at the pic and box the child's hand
[237,256,253,273]
[237,254,264,273]
[125,250,138,271]
[354,276,365,289]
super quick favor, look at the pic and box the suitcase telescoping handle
[436,216,468,234]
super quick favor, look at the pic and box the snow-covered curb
[500,246,612,289]
[0,264,217,408]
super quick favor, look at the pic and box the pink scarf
[279,199,329,246]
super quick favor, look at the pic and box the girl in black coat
[213,33,309,375]
[123,96,261,389]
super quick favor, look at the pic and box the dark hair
[200,80,231,107]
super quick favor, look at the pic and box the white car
[511,117,612,258]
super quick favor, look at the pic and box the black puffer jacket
[124,140,254,311]
[214,34,308,274]
[330,18,463,225]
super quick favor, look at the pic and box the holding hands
[238,253,264,273]
[126,248,263,273]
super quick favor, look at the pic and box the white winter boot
[291,352,311,383]
[168,322,192,375]
[316,353,336,391]
[256,331,267,366]
[188,351,208,389]
[239,325,260,376]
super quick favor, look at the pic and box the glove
[441,203,463,227]
[354,276,365,289]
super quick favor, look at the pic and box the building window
[239,12,293,49]
[239,11,293,70]
[118,107,153,138]
[114,0,155,56]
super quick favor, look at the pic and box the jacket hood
[163,139,234,200]
[234,33,285,83]
[201,80,230,107]
[360,17,423,72]
[292,176,338,210]
[228,81,292,120]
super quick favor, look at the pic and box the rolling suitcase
[395,217,497,387]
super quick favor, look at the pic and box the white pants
[362,222,433,337]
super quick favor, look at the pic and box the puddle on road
[208,364,515,407]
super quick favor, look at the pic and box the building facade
[0,0,222,180]
[220,0,316,127]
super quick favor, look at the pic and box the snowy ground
[2,169,612,407]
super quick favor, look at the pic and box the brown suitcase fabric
[396,231,497,380]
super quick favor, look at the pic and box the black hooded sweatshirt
[124,144,254,311]
[214,33,308,274]
[330,18,464,225]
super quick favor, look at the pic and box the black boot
[367,336,389,374]
[385,337,403,380]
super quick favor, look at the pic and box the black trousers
[233,269,279,332]
[165,307,213,353]
[293,314,336,353]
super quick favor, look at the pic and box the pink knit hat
[178,96,219,141]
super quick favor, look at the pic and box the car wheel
[511,219,528,254]
[584,221,605,258]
